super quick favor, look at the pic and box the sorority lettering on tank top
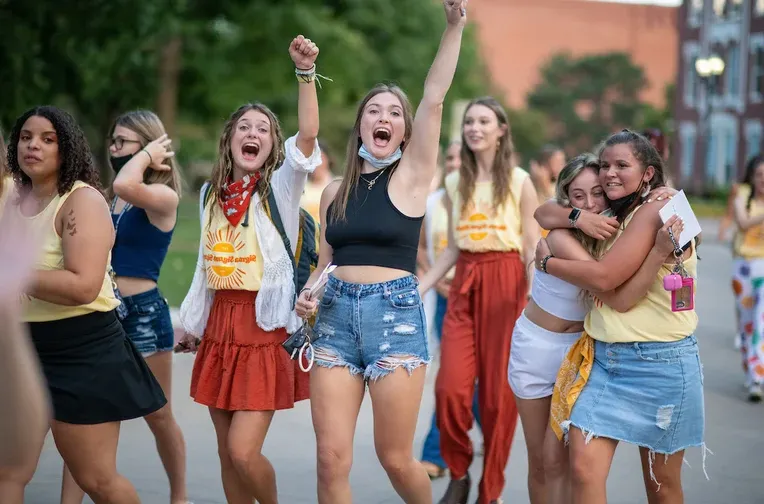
[444,167,529,252]
[585,206,698,344]
[20,181,121,322]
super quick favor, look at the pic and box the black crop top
[325,168,423,273]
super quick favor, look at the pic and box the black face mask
[608,181,646,222]
[110,154,134,174]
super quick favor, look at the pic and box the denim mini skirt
[566,335,705,455]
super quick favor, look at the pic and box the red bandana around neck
[220,172,261,227]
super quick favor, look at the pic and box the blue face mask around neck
[358,144,402,170]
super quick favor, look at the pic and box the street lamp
[695,55,725,83]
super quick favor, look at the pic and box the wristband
[540,254,553,273]
[141,149,153,165]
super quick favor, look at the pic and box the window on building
[705,130,718,182]
[688,0,703,26]
[685,54,699,106]
[724,126,737,184]
[747,122,763,159]
[754,46,764,98]
[680,126,697,181]
[727,44,740,99]
[714,0,744,19]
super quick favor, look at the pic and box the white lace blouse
[178,135,322,337]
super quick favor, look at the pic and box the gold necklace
[360,167,388,191]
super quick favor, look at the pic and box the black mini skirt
[28,310,167,425]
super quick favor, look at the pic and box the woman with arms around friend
[174,36,322,504]
[0,105,167,504]
[61,110,189,503]
[293,2,466,503]
[417,93,539,504]
[511,153,682,504]
[534,130,704,504]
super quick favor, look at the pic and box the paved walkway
[24,219,764,503]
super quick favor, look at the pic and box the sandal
[421,461,447,479]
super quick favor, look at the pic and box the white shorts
[509,312,582,400]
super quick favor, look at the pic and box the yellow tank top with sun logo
[445,167,529,252]
[736,194,764,260]
[203,199,265,291]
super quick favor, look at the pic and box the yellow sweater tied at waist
[550,332,595,441]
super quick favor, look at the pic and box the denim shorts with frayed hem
[564,335,705,456]
[311,275,430,381]
[120,288,175,357]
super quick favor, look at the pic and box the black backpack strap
[265,185,299,296]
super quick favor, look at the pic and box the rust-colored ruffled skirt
[190,290,309,411]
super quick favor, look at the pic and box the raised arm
[28,187,114,306]
[289,35,320,157]
[398,0,466,192]
[112,134,179,218]
[418,190,460,294]
[538,200,668,293]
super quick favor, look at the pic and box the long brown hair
[458,96,516,216]
[208,103,285,220]
[330,84,414,222]
[108,110,183,199]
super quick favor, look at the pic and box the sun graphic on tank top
[456,199,506,249]
[742,224,764,250]
[204,227,251,289]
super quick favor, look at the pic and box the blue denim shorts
[119,288,174,357]
[312,275,430,381]
[566,335,705,455]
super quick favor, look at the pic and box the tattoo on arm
[66,209,77,237]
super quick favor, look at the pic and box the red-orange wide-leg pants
[436,251,527,503]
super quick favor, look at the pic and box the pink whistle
[663,273,682,291]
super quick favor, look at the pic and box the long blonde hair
[108,110,183,199]
[330,84,414,222]
[458,96,516,216]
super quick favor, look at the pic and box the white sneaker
[748,384,762,403]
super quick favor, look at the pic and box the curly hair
[8,106,102,196]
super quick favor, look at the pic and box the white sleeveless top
[530,269,587,322]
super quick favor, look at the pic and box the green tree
[527,52,648,153]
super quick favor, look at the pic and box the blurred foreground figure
[0,195,51,468]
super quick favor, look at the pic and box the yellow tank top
[584,208,698,343]
[445,167,529,252]
[22,181,121,323]
[300,180,325,223]
[427,192,455,281]
[203,199,265,291]
[734,188,764,259]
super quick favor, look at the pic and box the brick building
[673,0,764,192]
[449,0,679,140]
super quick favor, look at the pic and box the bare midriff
[523,298,584,334]
[332,265,413,285]
[116,276,158,297]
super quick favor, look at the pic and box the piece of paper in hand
[658,190,702,248]
[309,263,337,299]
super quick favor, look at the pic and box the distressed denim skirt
[312,274,430,381]
[567,335,705,455]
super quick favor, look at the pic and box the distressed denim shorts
[312,275,430,381]
[566,335,705,456]
[119,288,175,357]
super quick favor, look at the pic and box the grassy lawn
[157,197,202,308]
[157,193,729,307]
